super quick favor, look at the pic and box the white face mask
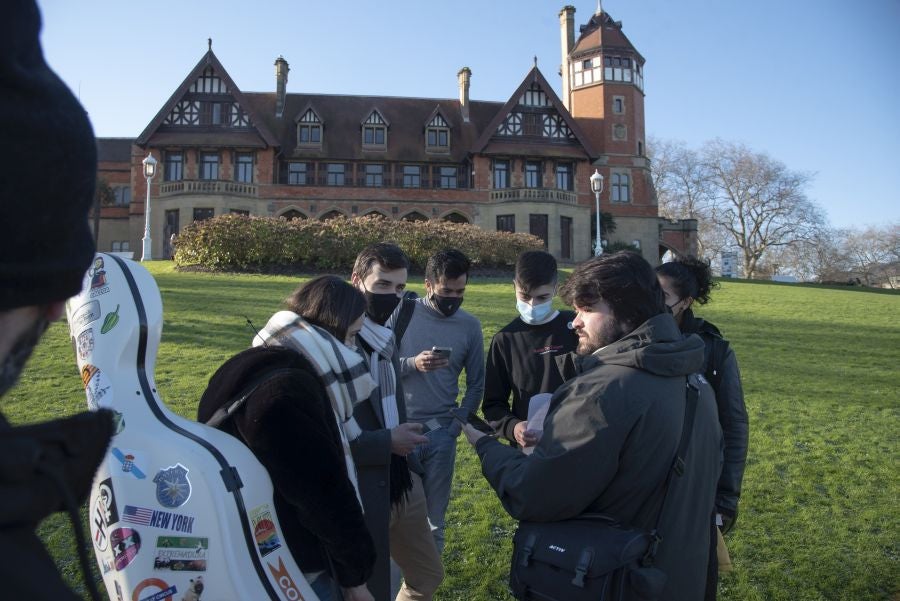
[516,298,555,325]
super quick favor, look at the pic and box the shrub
[174,214,544,272]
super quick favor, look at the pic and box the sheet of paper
[522,393,553,455]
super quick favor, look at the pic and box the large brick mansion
[95,5,697,263]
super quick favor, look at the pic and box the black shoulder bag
[508,378,700,601]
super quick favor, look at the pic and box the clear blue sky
[36,0,899,230]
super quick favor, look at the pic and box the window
[403,165,421,188]
[210,102,224,125]
[493,160,510,189]
[530,214,549,248]
[555,163,573,191]
[364,164,384,187]
[438,166,457,189]
[299,124,321,144]
[612,96,625,114]
[604,56,633,83]
[200,153,219,180]
[235,153,253,183]
[230,209,250,216]
[496,214,515,233]
[288,162,308,185]
[326,163,346,186]
[426,114,450,150]
[611,173,631,202]
[582,59,592,70]
[364,126,385,145]
[164,152,183,181]
[111,240,130,252]
[362,111,388,148]
[525,161,542,188]
[297,109,323,146]
[193,208,214,222]
[560,217,573,259]
[112,186,131,206]
[427,128,449,148]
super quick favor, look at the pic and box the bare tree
[702,139,825,279]
[764,227,851,282]
[843,223,899,287]
[647,136,711,221]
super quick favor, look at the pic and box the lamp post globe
[590,169,604,256]
[141,153,158,261]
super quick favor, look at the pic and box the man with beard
[462,252,723,600]
[350,243,443,601]
[1,1,115,598]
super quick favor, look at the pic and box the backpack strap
[204,367,296,428]
[391,291,418,344]
[642,376,700,566]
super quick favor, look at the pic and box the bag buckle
[642,532,662,567]
[672,456,685,476]
[519,532,537,567]
[571,548,593,588]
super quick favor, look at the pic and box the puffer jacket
[680,308,749,529]
[477,313,723,601]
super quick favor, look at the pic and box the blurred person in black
[0,1,115,598]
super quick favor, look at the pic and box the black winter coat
[197,346,376,588]
[0,409,113,599]
[479,314,723,601]
[680,309,749,525]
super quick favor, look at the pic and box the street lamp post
[141,153,158,261]
[590,169,605,256]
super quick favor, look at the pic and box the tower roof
[572,10,644,63]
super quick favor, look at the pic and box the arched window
[320,210,345,221]
[280,209,307,220]
[401,211,428,222]
[442,212,469,224]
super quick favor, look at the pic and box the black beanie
[0,0,97,311]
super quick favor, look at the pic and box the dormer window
[297,109,322,147]
[426,114,450,152]
[362,110,388,150]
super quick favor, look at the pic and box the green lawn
[4,262,898,600]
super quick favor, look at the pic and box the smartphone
[431,346,452,360]
[421,418,443,434]
[449,407,498,437]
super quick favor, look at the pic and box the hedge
[173,214,545,272]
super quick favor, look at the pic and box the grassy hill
[4,262,898,600]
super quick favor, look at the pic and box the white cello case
[66,253,319,601]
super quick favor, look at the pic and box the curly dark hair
[655,255,718,305]
[559,251,666,331]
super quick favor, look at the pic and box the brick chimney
[458,67,471,122]
[559,5,576,111]
[274,56,289,118]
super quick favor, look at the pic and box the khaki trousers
[389,472,444,601]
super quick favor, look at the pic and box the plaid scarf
[358,317,400,429]
[253,311,374,506]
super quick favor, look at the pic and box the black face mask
[364,291,400,325]
[431,293,463,318]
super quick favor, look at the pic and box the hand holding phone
[449,407,498,437]
[414,346,451,372]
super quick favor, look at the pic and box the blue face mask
[516,298,555,325]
